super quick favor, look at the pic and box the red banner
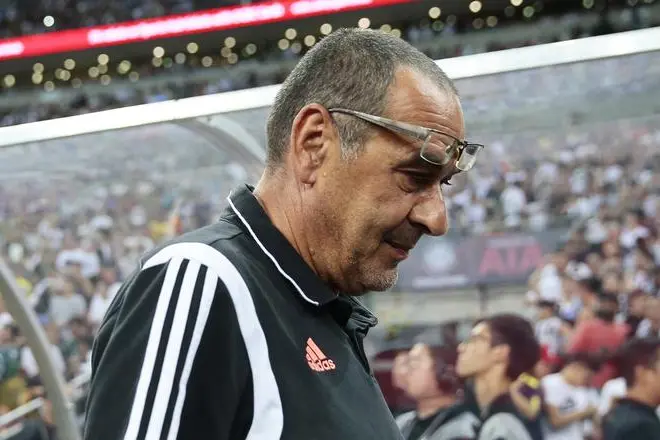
[0,0,413,61]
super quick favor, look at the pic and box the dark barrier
[395,229,569,292]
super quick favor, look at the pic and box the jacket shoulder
[139,220,243,269]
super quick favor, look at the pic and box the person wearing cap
[83,28,482,440]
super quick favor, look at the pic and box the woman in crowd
[395,343,474,440]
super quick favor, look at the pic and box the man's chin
[361,268,399,293]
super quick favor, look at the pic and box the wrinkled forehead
[385,67,464,139]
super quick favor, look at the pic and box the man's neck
[254,177,318,276]
[473,372,511,414]
[416,395,456,419]
[626,387,658,408]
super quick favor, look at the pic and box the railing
[0,370,91,429]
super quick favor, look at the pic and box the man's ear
[493,344,510,366]
[288,103,338,185]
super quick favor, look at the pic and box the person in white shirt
[21,321,66,379]
[619,211,650,251]
[542,353,599,440]
[535,300,565,356]
[88,280,120,327]
[598,377,626,417]
[501,180,527,226]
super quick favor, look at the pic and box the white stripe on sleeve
[123,242,283,440]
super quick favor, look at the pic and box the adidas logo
[305,337,336,372]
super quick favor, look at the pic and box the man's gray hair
[265,28,457,167]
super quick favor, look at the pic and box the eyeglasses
[328,108,484,171]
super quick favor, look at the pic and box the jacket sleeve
[603,420,660,440]
[83,250,257,440]
[477,413,533,440]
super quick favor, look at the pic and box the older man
[84,28,481,440]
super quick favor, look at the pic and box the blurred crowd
[390,204,660,437]
[390,318,660,439]
[2,2,658,127]
[0,146,230,437]
[446,115,660,233]
[0,0,253,37]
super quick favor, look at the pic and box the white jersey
[542,373,592,440]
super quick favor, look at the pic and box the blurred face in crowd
[571,362,595,387]
[565,361,595,387]
[551,252,569,272]
[645,298,660,323]
[629,294,647,317]
[70,320,88,339]
[603,241,620,259]
[100,267,117,284]
[534,360,552,378]
[456,322,508,379]
[406,343,441,400]
[625,212,640,229]
[595,296,619,320]
[392,351,410,391]
[291,68,463,293]
[586,253,602,273]
[634,348,660,405]
[602,273,621,294]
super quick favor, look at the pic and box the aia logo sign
[305,337,336,372]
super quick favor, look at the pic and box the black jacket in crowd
[602,398,660,440]
[408,388,543,440]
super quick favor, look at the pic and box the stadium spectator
[454,314,543,440]
[598,376,626,419]
[395,343,464,440]
[614,288,644,330]
[534,300,565,357]
[635,296,660,338]
[567,293,628,387]
[602,338,660,440]
[541,353,599,440]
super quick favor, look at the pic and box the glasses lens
[456,143,483,171]
[421,133,457,166]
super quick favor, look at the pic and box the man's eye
[407,173,435,188]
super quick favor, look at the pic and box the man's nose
[408,186,448,236]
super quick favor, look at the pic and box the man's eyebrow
[397,154,436,170]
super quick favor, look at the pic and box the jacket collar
[225,185,350,308]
